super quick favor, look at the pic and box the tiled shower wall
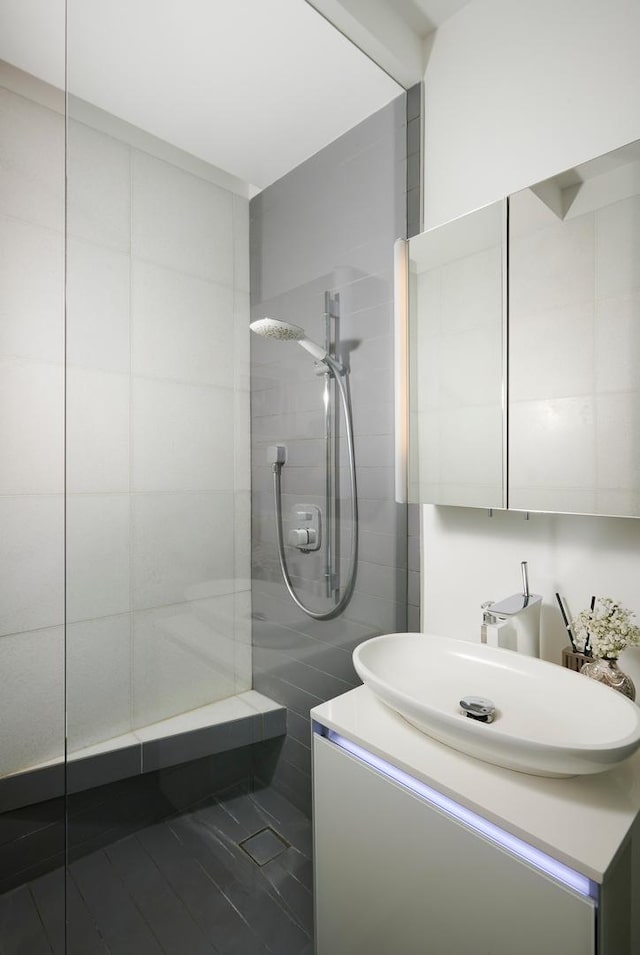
[0,64,252,777]
[0,73,66,776]
[250,96,408,813]
[65,110,252,751]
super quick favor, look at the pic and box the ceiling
[0,0,470,191]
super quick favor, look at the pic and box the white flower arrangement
[572,597,640,660]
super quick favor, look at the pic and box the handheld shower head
[250,317,328,362]
[249,317,306,341]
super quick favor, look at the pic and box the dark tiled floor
[0,787,314,955]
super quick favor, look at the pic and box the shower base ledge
[0,691,286,813]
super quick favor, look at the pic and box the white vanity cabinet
[312,688,639,955]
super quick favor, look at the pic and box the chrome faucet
[484,561,541,657]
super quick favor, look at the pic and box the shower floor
[0,786,313,955]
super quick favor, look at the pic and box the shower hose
[272,355,358,620]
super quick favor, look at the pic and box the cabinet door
[314,735,596,955]
[406,199,506,509]
[508,141,640,518]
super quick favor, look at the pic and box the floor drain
[239,826,290,866]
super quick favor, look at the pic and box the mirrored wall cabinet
[406,138,640,519]
[407,199,506,508]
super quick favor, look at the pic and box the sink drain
[459,696,496,723]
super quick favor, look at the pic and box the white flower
[572,597,640,659]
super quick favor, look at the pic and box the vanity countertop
[311,685,640,882]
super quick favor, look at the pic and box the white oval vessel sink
[353,632,640,777]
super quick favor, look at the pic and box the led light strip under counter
[313,723,598,903]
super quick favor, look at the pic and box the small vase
[580,656,636,701]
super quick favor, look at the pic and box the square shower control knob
[289,527,317,549]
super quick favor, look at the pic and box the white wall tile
[439,405,503,491]
[595,292,640,394]
[415,268,441,339]
[509,187,560,240]
[132,151,234,285]
[1,88,251,745]
[66,367,130,492]
[234,389,251,493]
[235,642,252,693]
[0,626,64,775]
[66,494,131,622]
[0,216,64,364]
[0,88,64,231]
[440,245,502,334]
[235,610,252,720]
[131,259,234,386]
[234,290,251,392]
[132,599,237,727]
[234,590,252,645]
[233,194,250,293]
[509,396,596,494]
[132,377,234,491]
[596,394,640,493]
[195,593,238,636]
[595,488,640,518]
[0,359,63,493]
[510,484,598,515]
[414,324,442,413]
[596,196,640,298]
[510,301,594,402]
[67,120,131,251]
[0,495,64,637]
[510,215,595,315]
[67,614,132,751]
[67,237,130,373]
[431,480,504,509]
[440,324,502,408]
[414,409,440,487]
[132,491,235,610]
[234,490,251,584]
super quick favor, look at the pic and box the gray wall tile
[407,605,421,632]
[0,799,65,894]
[407,116,421,158]
[408,527,421,572]
[0,765,64,815]
[67,746,141,795]
[407,501,421,630]
[250,95,409,816]
[407,83,422,122]
[285,709,313,748]
[408,151,421,192]
[407,187,421,238]
[408,570,421,608]
[141,721,259,774]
